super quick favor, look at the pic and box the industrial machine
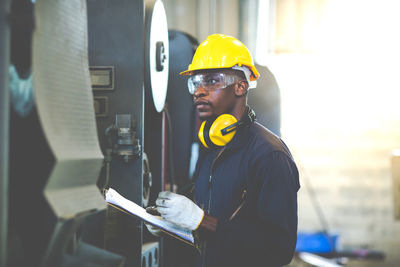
[5,0,112,266]
[87,0,170,265]
[1,0,196,266]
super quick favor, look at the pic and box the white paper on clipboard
[105,188,194,245]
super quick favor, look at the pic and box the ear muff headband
[221,121,240,135]
[247,108,257,123]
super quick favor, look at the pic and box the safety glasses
[187,73,241,95]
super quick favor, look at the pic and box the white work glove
[156,191,204,231]
[144,222,162,237]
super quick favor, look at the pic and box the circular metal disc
[149,0,169,112]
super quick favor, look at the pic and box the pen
[229,189,247,221]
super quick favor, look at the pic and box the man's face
[190,70,239,121]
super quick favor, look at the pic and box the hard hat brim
[179,65,260,81]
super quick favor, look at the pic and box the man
[154,34,300,267]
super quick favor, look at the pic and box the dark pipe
[0,1,10,266]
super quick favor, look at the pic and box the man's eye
[206,79,218,85]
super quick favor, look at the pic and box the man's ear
[234,81,249,96]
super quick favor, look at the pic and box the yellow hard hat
[180,34,260,81]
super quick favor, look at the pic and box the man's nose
[193,85,208,99]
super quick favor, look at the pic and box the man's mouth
[195,101,211,110]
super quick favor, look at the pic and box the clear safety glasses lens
[187,73,238,95]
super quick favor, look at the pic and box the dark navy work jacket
[193,119,300,267]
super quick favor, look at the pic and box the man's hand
[156,191,204,231]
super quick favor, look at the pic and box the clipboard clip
[146,206,161,216]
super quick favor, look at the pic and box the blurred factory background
[1,0,400,267]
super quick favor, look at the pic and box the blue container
[296,232,339,253]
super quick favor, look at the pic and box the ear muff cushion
[203,120,215,148]
[198,120,208,148]
[209,114,237,147]
[198,120,214,149]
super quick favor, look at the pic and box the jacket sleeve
[213,150,300,266]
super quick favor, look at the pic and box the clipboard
[105,188,194,246]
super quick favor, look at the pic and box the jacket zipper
[201,148,225,267]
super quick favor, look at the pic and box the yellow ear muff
[198,114,238,148]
